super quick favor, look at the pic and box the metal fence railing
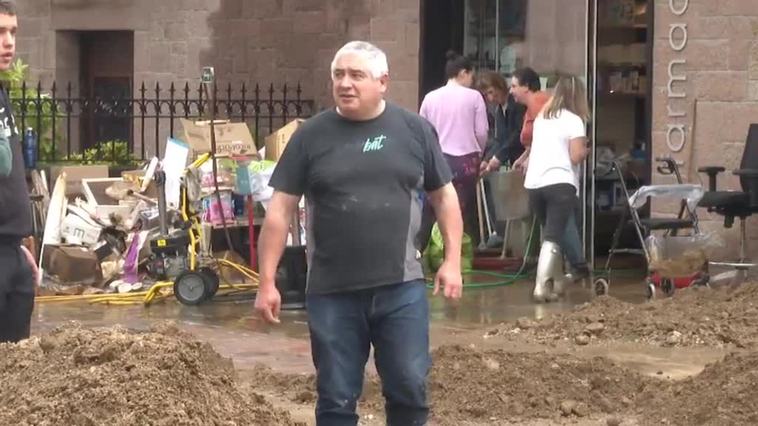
[10,81,315,163]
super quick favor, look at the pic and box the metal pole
[495,0,500,72]
[155,170,168,236]
[588,0,598,270]
[202,67,236,253]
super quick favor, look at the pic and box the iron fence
[10,81,316,163]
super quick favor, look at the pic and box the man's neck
[337,99,386,121]
[525,90,542,107]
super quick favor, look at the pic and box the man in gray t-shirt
[256,41,463,425]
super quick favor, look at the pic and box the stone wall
[652,0,758,259]
[14,0,421,112]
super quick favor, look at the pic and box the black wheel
[174,271,209,305]
[199,267,220,300]
[645,282,656,300]
[661,278,675,297]
[593,278,609,296]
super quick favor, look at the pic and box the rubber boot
[534,241,563,303]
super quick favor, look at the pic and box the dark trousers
[0,242,35,343]
[306,280,430,426]
[561,197,587,270]
[418,152,481,250]
[528,183,577,243]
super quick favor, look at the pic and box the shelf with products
[598,62,646,69]
[598,73,647,98]
[599,91,646,99]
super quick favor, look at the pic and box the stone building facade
[14,0,421,111]
[651,0,758,260]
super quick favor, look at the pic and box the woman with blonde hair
[522,74,590,302]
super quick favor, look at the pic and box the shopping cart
[593,157,711,299]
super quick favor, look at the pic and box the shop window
[594,0,651,258]
[463,0,587,81]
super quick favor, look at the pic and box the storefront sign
[666,0,688,153]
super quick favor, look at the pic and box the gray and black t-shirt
[269,102,452,294]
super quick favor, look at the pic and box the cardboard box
[42,245,103,285]
[180,118,256,156]
[61,213,102,246]
[80,177,138,222]
[49,165,109,199]
[265,119,305,161]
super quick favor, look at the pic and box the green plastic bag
[424,222,473,273]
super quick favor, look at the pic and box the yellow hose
[36,278,258,306]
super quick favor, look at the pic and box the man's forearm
[258,215,293,289]
[430,185,463,264]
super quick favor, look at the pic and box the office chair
[697,123,758,279]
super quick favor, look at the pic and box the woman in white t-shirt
[522,75,589,302]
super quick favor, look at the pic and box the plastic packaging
[235,159,276,202]
[202,192,235,226]
[199,158,237,192]
[424,223,473,273]
[646,232,723,277]
[628,184,704,211]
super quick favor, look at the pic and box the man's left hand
[19,245,40,294]
[434,261,463,299]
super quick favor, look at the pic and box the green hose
[426,217,539,289]
[425,216,645,289]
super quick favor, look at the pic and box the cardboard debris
[81,178,136,223]
[180,118,256,156]
[61,213,102,246]
[120,168,159,200]
[265,119,304,161]
[42,245,103,286]
[49,165,109,200]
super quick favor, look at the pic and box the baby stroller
[593,157,711,299]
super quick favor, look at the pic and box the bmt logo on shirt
[362,135,387,153]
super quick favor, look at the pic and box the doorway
[79,31,134,151]
[590,0,652,268]
[419,0,465,102]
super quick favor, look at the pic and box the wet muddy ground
[15,274,758,425]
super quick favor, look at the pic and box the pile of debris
[0,323,297,425]
[30,118,304,299]
[493,283,758,348]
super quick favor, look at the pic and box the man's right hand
[254,284,282,324]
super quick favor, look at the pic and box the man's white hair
[330,41,389,79]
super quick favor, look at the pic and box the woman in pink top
[418,51,489,248]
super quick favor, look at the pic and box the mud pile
[251,345,658,424]
[0,323,296,426]
[496,284,758,348]
[430,345,758,425]
[428,345,657,424]
[644,351,758,425]
[246,341,758,425]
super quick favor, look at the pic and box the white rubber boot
[534,241,563,303]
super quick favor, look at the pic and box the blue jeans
[306,280,430,426]
[561,197,588,270]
